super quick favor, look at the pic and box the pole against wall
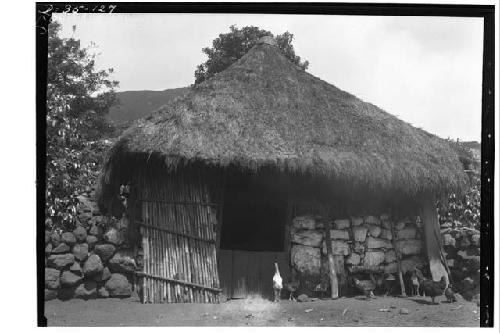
[325,219,339,299]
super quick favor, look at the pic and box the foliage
[45,21,119,231]
[194,25,309,84]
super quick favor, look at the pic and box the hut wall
[288,212,426,296]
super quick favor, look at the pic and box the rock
[443,233,456,247]
[45,289,58,301]
[395,221,406,230]
[334,219,350,229]
[400,308,410,315]
[352,227,368,242]
[330,229,350,240]
[364,216,381,225]
[400,256,425,273]
[104,228,124,246]
[384,262,398,274]
[105,273,132,298]
[83,254,103,277]
[94,244,116,262]
[346,253,361,265]
[292,216,317,230]
[50,232,61,247]
[45,231,51,244]
[446,259,455,267]
[352,242,365,253]
[291,245,321,276]
[351,216,364,226]
[117,216,130,230]
[74,280,98,299]
[368,225,382,238]
[61,232,76,246]
[441,222,452,228]
[292,229,323,247]
[380,228,393,240]
[382,220,392,230]
[45,268,60,289]
[73,226,87,243]
[69,262,82,275]
[100,267,112,281]
[297,294,310,302]
[47,254,75,270]
[86,235,98,250]
[364,251,385,267]
[72,243,89,261]
[397,227,417,240]
[322,241,350,256]
[60,270,83,287]
[471,234,480,247]
[98,287,109,298]
[45,243,53,255]
[57,287,76,300]
[108,250,137,274]
[380,214,389,221]
[78,212,93,224]
[366,237,393,249]
[457,250,479,260]
[394,239,422,255]
[52,243,71,254]
[89,225,104,237]
[384,250,397,263]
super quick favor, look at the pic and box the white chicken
[272,262,283,302]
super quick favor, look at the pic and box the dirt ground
[44,293,480,327]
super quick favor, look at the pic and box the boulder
[61,232,76,246]
[384,250,397,263]
[57,287,76,300]
[108,251,137,274]
[384,262,398,274]
[352,242,365,254]
[291,245,321,276]
[364,216,381,226]
[379,214,389,221]
[330,229,349,240]
[73,226,87,243]
[346,253,361,265]
[72,243,89,261]
[50,232,61,247]
[366,237,393,249]
[98,287,109,298]
[45,268,60,289]
[364,251,385,267]
[368,225,382,238]
[351,216,364,226]
[60,270,83,287]
[292,216,317,230]
[352,227,368,242]
[459,236,471,248]
[74,280,98,299]
[395,221,406,230]
[380,228,393,240]
[443,233,456,247]
[297,294,310,302]
[86,235,98,250]
[400,256,425,273]
[52,243,71,254]
[45,289,58,301]
[89,225,104,237]
[382,220,392,230]
[395,239,422,255]
[83,254,103,277]
[69,262,82,275]
[47,254,75,270]
[322,241,350,256]
[105,273,132,298]
[94,244,116,262]
[45,243,53,255]
[397,227,417,240]
[471,234,480,247]
[333,219,350,229]
[291,229,323,247]
[104,228,124,246]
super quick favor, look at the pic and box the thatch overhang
[97,40,467,211]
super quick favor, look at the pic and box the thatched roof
[97,38,467,207]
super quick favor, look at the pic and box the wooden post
[325,220,339,299]
[390,211,406,297]
[421,196,449,283]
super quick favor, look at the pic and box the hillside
[107,87,189,124]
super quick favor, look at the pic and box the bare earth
[44,294,480,327]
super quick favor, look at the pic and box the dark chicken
[445,284,458,303]
[414,268,447,304]
[283,280,300,301]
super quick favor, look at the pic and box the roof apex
[257,35,277,46]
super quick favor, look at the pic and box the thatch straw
[97,42,467,211]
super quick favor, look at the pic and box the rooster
[283,280,299,301]
[272,262,282,302]
[414,268,447,304]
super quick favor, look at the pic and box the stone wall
[290,214,424,295]
[44,188,140,301]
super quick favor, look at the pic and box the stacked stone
[390,216,425,274]
[440,221,480,301]
[44,191,137,301]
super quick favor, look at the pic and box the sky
[54,13,484,142]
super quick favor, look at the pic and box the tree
[194,25,309,84]
[45,21,119,231]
